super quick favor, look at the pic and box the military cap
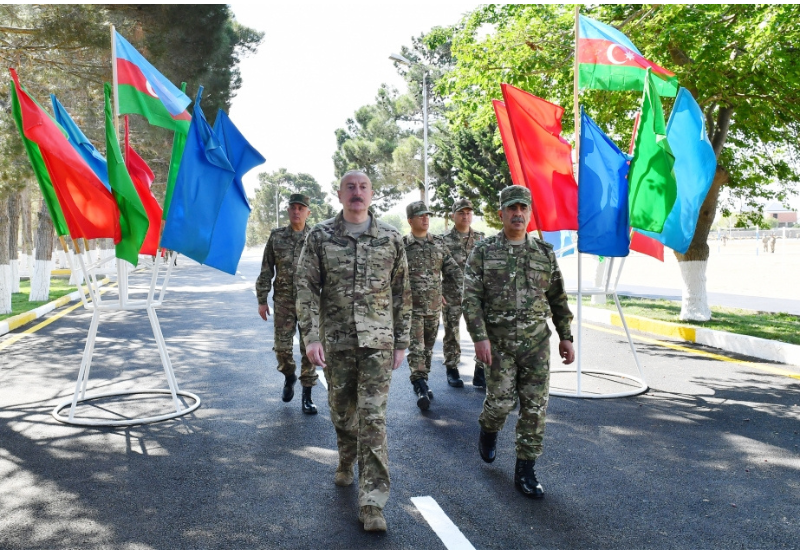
[451,198,474,213]
[288,193,310,207]
[499,185,531,208]
[406,200,432,218]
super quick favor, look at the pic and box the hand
[441,296,447,306]
[258,303,270,320]
[474,339,492,366]
[559,340,575,365]
[392,349,405,370]
[307,342,326,368]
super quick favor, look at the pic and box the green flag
[628,69,678,233]
[104,83,149,266]
[9,82,69,237]
[163,81,189,220]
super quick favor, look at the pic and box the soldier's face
[338,174,373,214]
[287,203,310,227]
[408,214,429,233]
[452,208,473,231]
[499,203,531,234]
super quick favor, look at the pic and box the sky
[227,2,482,213]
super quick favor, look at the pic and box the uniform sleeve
[441,249,464,306]
[295,231,323,346]
[255,232,276,305]
[391,237,412,350]
[545,249,573,341]
[462,245,489,342]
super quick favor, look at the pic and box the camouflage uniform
[462,218,572,461]
[256,223,318,387]
[296,211,411,510]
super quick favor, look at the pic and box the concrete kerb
[578,305,800,367]
[0,277,111,336]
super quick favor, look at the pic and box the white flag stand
[52,245,200,426]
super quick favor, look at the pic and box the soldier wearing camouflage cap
[439,198,486,388]
[462,185,575,499]
[403,200,463,410]
[256,193,319,414]
[296,170,411,532]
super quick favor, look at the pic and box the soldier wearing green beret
[462,185,575,499]
[403,200,463,410]
[256,193,319,414]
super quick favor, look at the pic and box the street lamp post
[389,52,429,206]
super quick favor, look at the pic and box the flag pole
[573,4,583,396]
[110,25,120,140]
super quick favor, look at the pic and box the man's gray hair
[339,170,371,187]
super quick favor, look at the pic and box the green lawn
[1,279,78,322]
[569,295,800,346]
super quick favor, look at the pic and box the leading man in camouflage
[296,170,411,532]
[462,185,575,499]
[403,200,463,410]
[256,193,319,414]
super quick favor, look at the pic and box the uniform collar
[333,210,379,239]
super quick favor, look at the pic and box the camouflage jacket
[440,227,485,298]
[462,232,573,346]
[255,225,311,305]
[402,233,463,317]
[295,211,412,352]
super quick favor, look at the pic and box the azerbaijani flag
[578,15,678,97]
[114,30,191,133]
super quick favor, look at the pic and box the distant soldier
[296,170,411,532]
[403,201,463,410]
[770,234,777,253]
[763,234,769,252]
[256,193,319,414]
[440,198,486,388]
[463,186,575,499]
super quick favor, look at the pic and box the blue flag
[641,88,717,253]
[203,110,266,275]
[160,87,235,264]
[577,108,630,256]
[51,94,111,191]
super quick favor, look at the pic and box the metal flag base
[52,389,201,427]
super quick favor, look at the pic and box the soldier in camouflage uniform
[462,186,575,499]
[440,198,486,388]
[296,170,411,532]
[256,193,319,414]
[403,200,463,410]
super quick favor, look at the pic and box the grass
[569,295,800,346]
[1,278,78,322]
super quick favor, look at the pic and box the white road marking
[317,368,327,389]
[410,496,476,550]
[240,275,247,280]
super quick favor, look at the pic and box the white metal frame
[551,247,648,399]
[51,246,200,427]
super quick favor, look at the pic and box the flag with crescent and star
[578,15,678,97]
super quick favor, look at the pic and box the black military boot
[446,368,464,388]
[514,459,544,499]
[472,365,486,389]
[479,429,497,463]
[412,379,430,411]
[301,386,317,415]
[282,374,297,403]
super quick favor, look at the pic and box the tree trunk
[30,199,55,302]
[21,186,33,274]
[0,197,10,314]
[674,166,729,321]
[8,193,20,293]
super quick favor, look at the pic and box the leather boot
[301,386,317,415]
[359,505,387,532]
[412,379,430,411]
[282,374,297,402]
[446,368,464,388]
[479,429,497,463]
[473,365,486,389]
[514,459,544,499]
[334,461,354,486]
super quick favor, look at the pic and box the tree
[441,4,800,320]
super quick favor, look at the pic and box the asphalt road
[1,249,798,550]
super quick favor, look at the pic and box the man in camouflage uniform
[404,200,463,410]
[296,170,411,532]
[256,193,319,414]
[462,186,575,499]
[440,198,486,388]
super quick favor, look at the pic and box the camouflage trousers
[442,304,487,371]
[478,328,551,461]
[408,313,439,382]
[273,300,317,387]
[324,348,393,509]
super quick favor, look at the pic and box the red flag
[501,84,578,231]
[124,116,163,256]
[10,69,120,241]
[493,100,537,231]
